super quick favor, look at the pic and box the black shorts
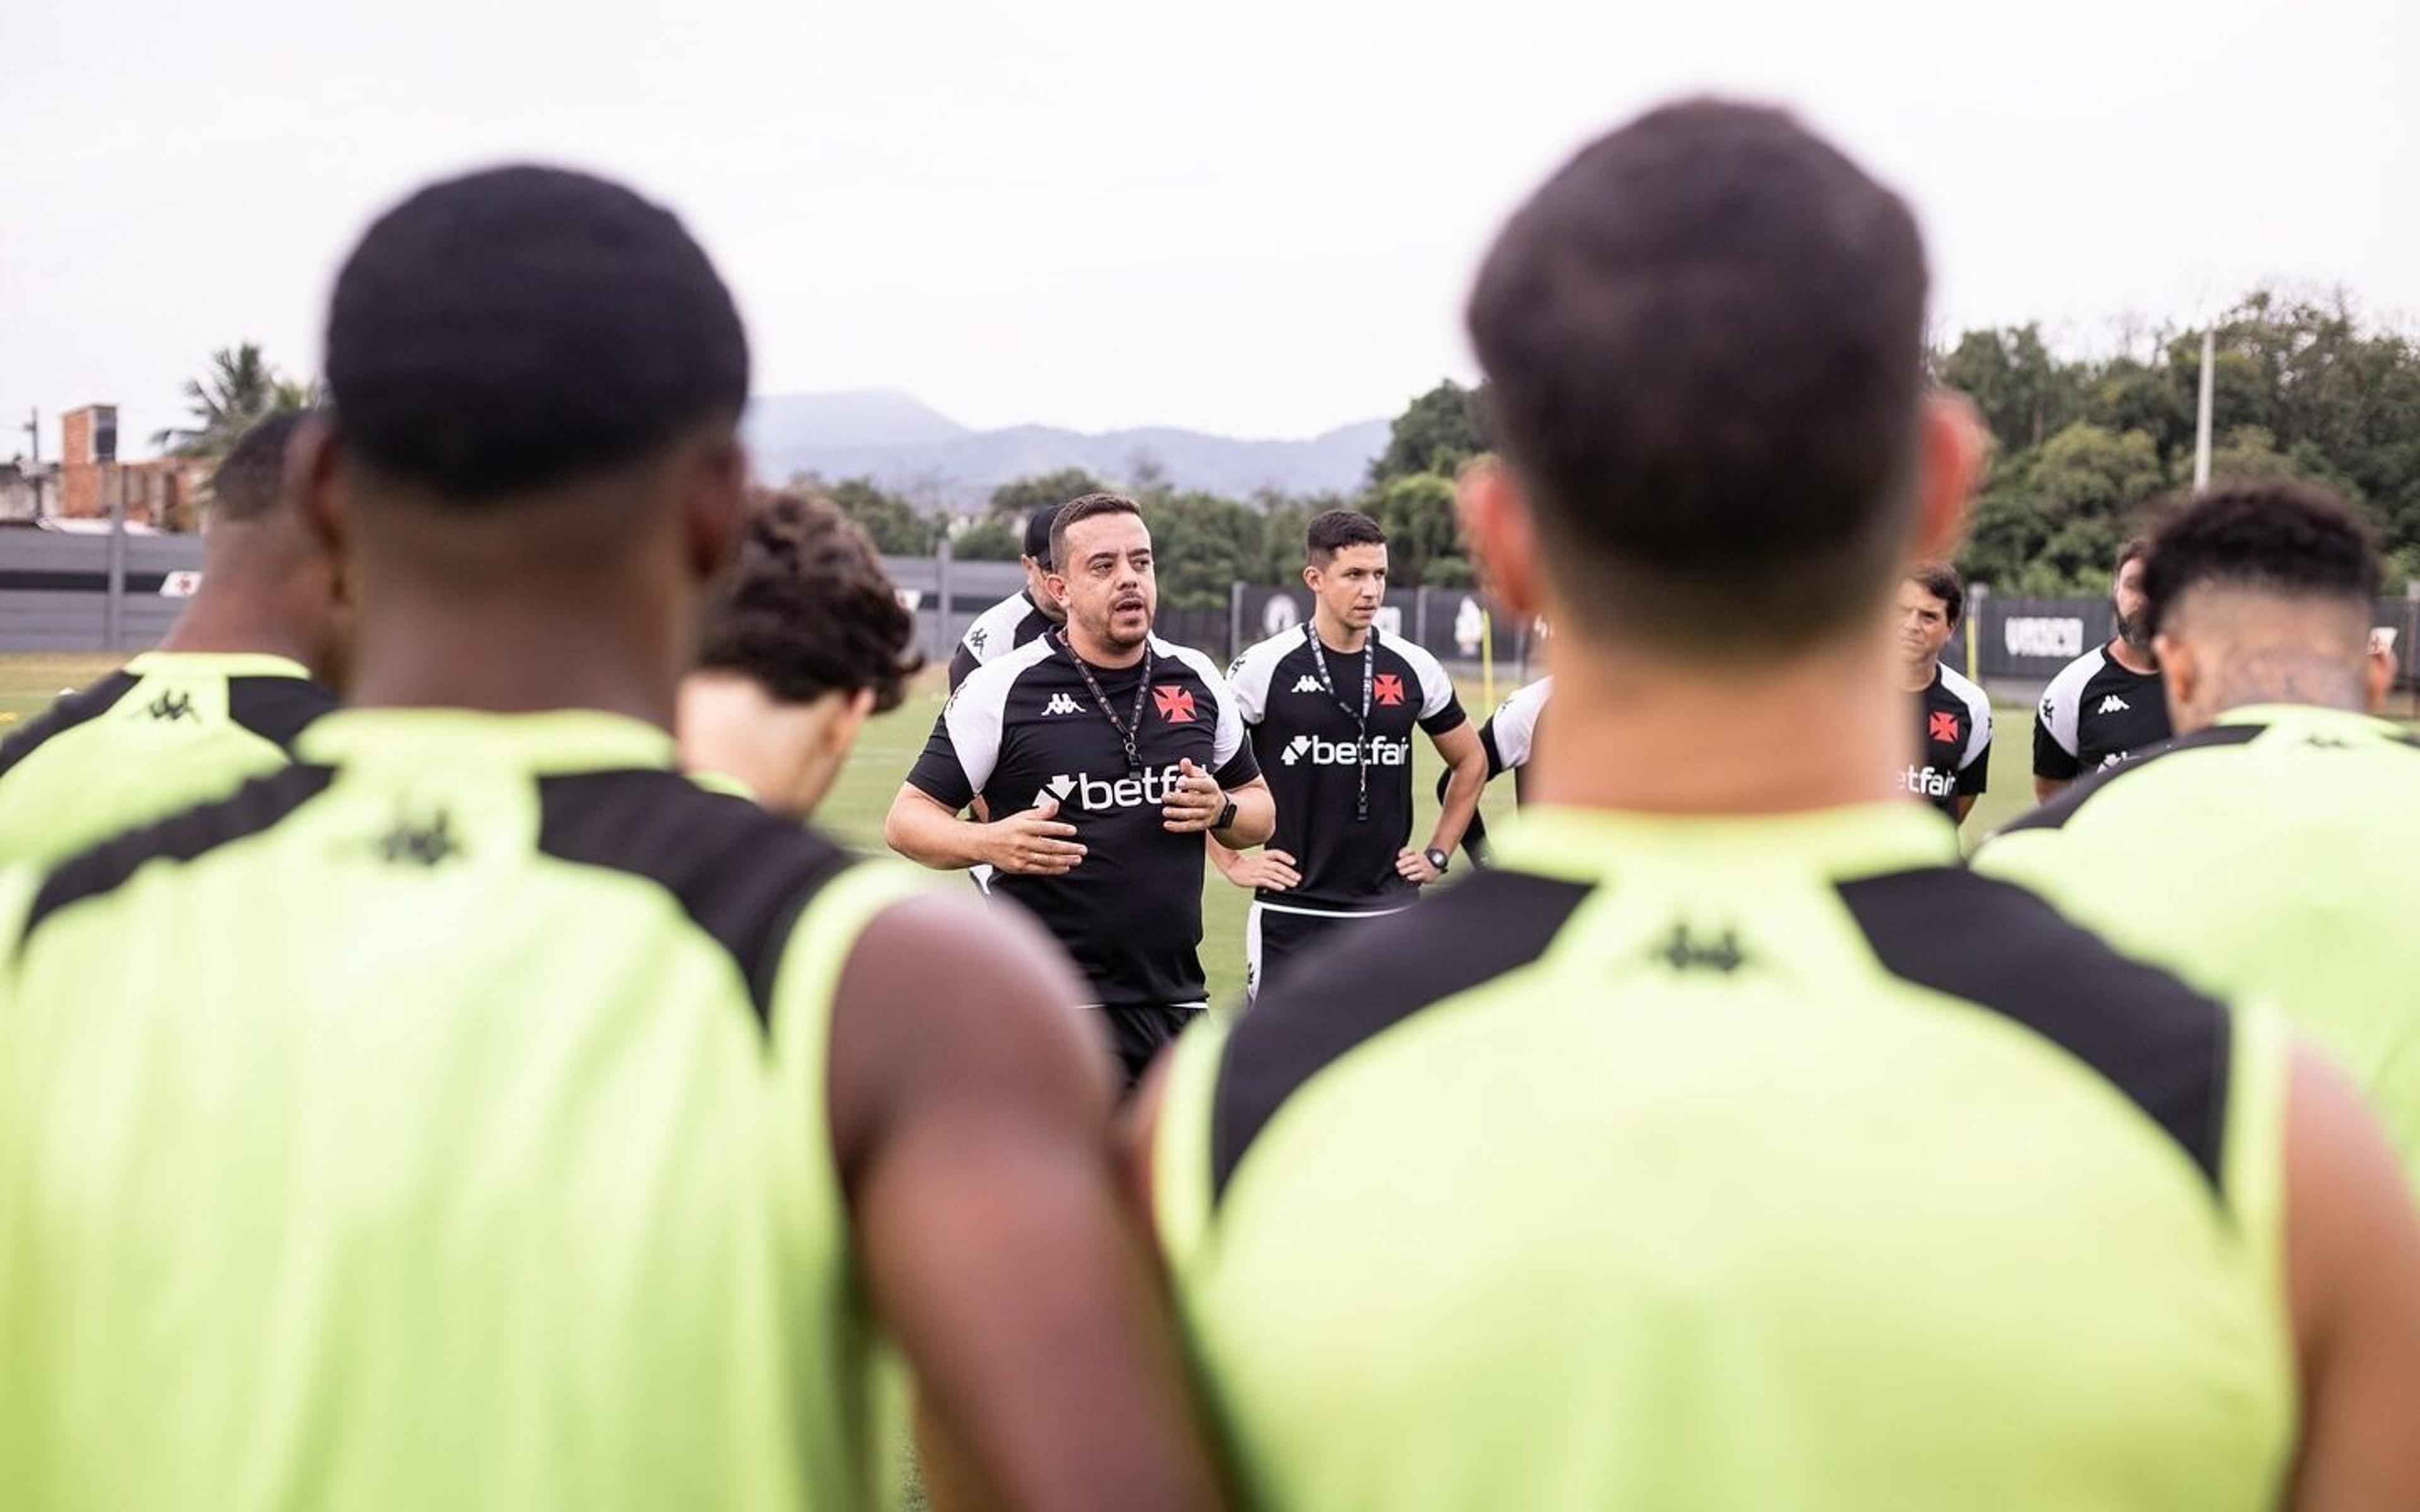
[1090,1002,1205,1092]
[1247,902,1412,1003]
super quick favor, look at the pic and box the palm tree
[150,344,312,457]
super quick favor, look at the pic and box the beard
[2114,601,2151,648]
[1077,594,1153,653]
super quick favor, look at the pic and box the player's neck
[156,585,320,672]
[1894,656,1939,694]
[1312,607,1370,653]
[2106,636,2158,675]
[1062,622,1148,670]
[1527,634,1906,816]
[344,577,684,731]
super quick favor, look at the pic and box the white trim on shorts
[1246,899,1416,1003]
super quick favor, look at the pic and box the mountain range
[741,390,1389,508]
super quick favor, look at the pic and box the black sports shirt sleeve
[945,641,981,692]
[1405,644,1468,737]
[1960,727,1993,798]
[906,673,1008,812]
[2032,713,2081,782]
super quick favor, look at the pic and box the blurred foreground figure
[679,489,921,819]
[1131,100,2420,1511]
[0,411,345,866]
[0,165,1219,1512]
[1979,480,2420,1190]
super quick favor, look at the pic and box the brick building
[54,405,210,530]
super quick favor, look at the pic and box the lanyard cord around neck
[1059,629,1154,775]
[1305,623,1374,821]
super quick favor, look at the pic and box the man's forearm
[1427,755,1487,856]
[887,792,993,871]
[1212,784,1275,848]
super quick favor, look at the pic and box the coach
[884,493,1275,1085]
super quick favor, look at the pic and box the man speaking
[886,493,1274,1085]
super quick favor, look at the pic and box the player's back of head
[325,164,747,507]
[697,489,922,714]
[1466,100,1927,657]
[2145,479,2381,636]
[207,411,312,527]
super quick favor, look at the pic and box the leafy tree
[952,515,1022,561]
[1370,380,1490,485]
[1362,473,1463,587]
[150,343,314,457]
[989,467,1105,520]
[1938,325,2078,450]
[1147,491,1263,609]
[794,474,936,556]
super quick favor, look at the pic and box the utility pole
[21,408,37,462]
[2192,329,2216,491]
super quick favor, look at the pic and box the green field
[3,653,2053,1005]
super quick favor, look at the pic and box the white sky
[4,0,2413,459]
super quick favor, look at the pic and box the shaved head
[2145,481,2387,731]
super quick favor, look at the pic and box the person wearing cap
[948,500,1070,690]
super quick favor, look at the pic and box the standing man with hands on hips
[886,493,1275,1087]
[1218,509,1486,1000]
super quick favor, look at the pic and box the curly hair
[697,490,923,711]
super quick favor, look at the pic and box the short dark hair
[1306,508,1386,563]
[1023,502,1061,567]
[2141,480,2382,640]
[1466,100,1928,656]
[209,411,311,524]
[1906,561,1964,629]
[325,165,748,503]
[697,490,923,712]
[1048,492,1143,571]
[2116,536,2152,578]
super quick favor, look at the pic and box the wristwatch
[1423,846,1451,876]
[1214,796,1238,832]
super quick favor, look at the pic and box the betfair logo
[1899,763,1957,798]
[1035,765,1184,813]
[1040,694,1083,716]
[374,809,463,867]
[1652,922,1748,974]
[1281,734,1410,767]
[146,690,196,723]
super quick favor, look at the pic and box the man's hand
[985,794,1086,876]
[1219,847,1301,891]
[1395,847,1443,885]
[1160,759,1226,834]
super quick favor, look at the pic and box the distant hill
[742,389,1388,507]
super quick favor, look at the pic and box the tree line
[163,285,2420,600]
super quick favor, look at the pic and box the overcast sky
[5,0,2413,460]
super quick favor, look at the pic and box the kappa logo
[1040,693,1083,716]
[1035,765,1184,813]
[967,626,988,654]
[1652,922,1748,973]
[146,689,197,723]
[1928,710,1961,743]
[1281,733,1411,768]
[1373,673,1405,706]
[2096,695,2131,714]
[1290,675,1325,694]
[374,808,463,867]
[1153,685,1196,723]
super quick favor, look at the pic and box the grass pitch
[4,653,2049,1005]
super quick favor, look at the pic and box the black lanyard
[1059,629,1154,775]
[1305,624,1374,821]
